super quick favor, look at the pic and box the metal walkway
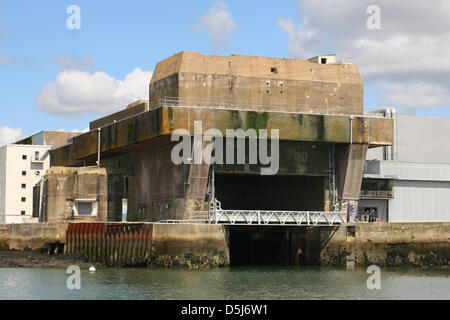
[159,200,347,226]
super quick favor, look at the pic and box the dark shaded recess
[215,173,324,211]
[226,226,308,266]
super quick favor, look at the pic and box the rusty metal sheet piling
[65,222,154,266]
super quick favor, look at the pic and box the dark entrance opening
[215,173,324,211]
[226,226,308,266]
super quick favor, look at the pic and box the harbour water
[0,266,449,300]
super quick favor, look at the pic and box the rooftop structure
[15,130,84,150]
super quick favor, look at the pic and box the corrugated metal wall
[397,115,450,164]
[389,180,450,222]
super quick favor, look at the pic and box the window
[34,151,40,161]
[22,171,26,176]
[74,200,98,216]
[270,67,278,74]
[21,197,26,202]
[21,211,25,216]
[321,58,327,64]
[21,184,26,189]
[77,202,92,215]
[22,155,27,160]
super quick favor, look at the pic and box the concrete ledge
[151,223,230,268]
[319,222,450,267]
[0,223,68,250]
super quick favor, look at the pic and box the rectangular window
[21,197,26,202]
[77,202,92,215]
[74,200,98,216]
[34,151,40,161]
[21,183,26,189]
[22,171,26,176]
[321,58,327,64]
[22,155,27,160]
[21,211,25,216]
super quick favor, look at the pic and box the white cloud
[53,53,96,71]
[0,126,26,146]
[0,53,15,65]
[193,1,237,51]
[378,81,450,109]
[279,0,450,109]
[56,127,89,133]
[36,68,153,117]
[277,18,317,59]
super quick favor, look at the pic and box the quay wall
[316,222,450,267]
[0,223,67,250]
[0,222,448,268]
[64,222,229,268]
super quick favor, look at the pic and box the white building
[360,110,450,222]
[0,144,51,224]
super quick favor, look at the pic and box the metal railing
[155,97,388,119]
[360,190,394,199]
[157,199,347,226]
[209,200,346,226]
[209,209,346,226]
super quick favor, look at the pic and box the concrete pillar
[335,143,368,217]
[185,162,210,219]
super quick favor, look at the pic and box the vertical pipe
[350,116,354,145]
[391,107,397,161]
[38,177,45,223]
[97,128,101,167]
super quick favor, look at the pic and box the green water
[0,267,448,300]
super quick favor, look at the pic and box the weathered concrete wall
[43,131,82,149]
[150,51,364,115]
[215,140,330,176]
[15,131,82,149]
[316,223,450,267]
[2,222,230,269]
[150,223,229,268]
[57,107,392,164]
[100,155,136,221]
[0,222,68,250]
[42,167,108,223]
[133,138,189,222]
[336,144,369,201]
[89,100,149,131]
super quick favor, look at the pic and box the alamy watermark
[66,265,81,290]
[366,265,381,290]
[66,5,81,30]
[171,121,280,175]
[366,5,381,30]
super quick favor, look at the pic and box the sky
[1,0,450,146]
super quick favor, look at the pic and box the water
[0,266,448,300]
